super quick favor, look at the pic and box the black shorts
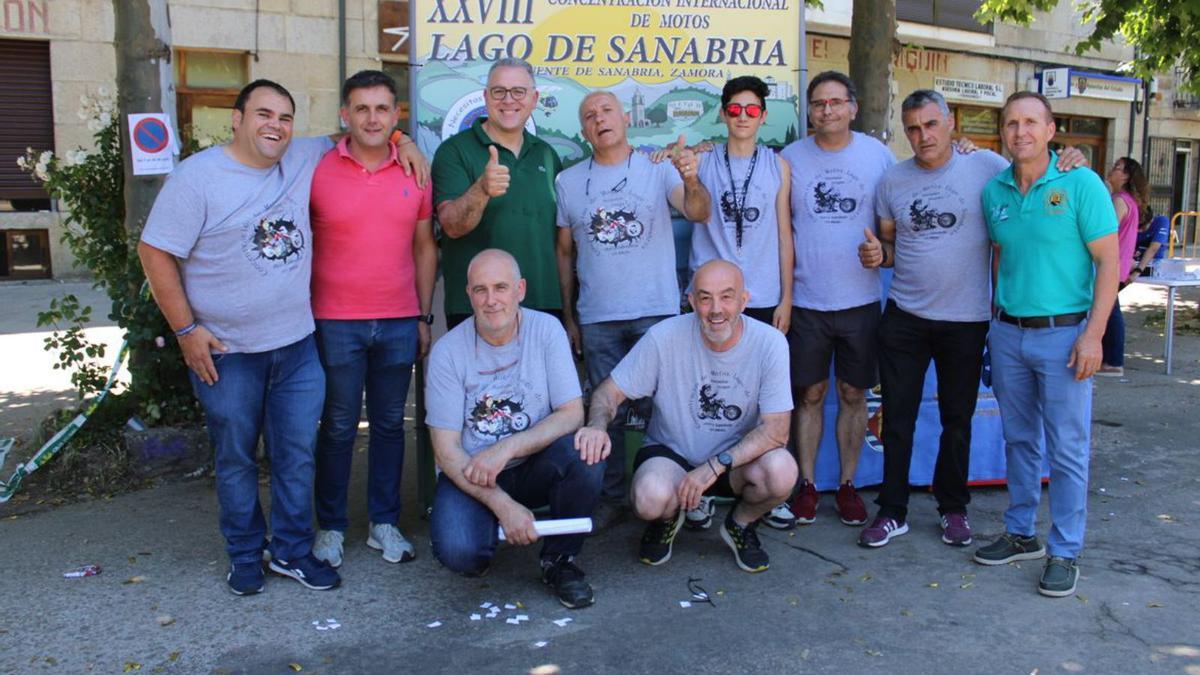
[632,445,737,498]
[743,306,776,326]
[787,302,881,390]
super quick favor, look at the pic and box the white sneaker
[367,523,416,563]
[313,529,344,568]
[763,503,797,530]
[684,496,716,530]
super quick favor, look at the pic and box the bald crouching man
[577,261,796,573]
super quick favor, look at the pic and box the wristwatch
[420,313,434,325]
[716,451,734,471]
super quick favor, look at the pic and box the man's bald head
[467,248,522,285]
[692,259,746,297]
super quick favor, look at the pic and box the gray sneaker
[313,529,344,568]
[367,523,416,563]
[1038,556,1079,597]
[684,496,716,530]
[973,532,1046,565]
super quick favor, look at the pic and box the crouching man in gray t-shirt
[426,250,604,609]
[576,260,796,572]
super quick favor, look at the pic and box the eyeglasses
[810,98,850,111]
[723,103,764,119]
[488,86,529,101]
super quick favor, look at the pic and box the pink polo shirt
[310,137,433,320]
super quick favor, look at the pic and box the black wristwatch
[420,313,434,325]
[716,451,734,471]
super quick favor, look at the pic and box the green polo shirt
[432,118,563,316]
[982,152,1117,317]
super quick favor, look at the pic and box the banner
[412,0,804,161]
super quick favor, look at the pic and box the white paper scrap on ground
[679,601,692,608]
[516,614,529,621]
[470,614,482,621]
[427,621,443,628]
[507,618,521,625]
[480,602,493,609]
[498,518,593,541]
[504,603,517,610]
[553,618,573,627]
[534,641,548,648]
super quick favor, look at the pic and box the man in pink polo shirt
[309,70,436,568]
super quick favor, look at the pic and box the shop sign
[934,77,1004,104]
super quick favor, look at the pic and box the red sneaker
[835,482,868,525]
[790,480,819,525]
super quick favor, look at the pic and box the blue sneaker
[268,553,341,590]
[227,561,265,596]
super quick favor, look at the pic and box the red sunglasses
[723,103,764,119]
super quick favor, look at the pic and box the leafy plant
[18,89,198,427]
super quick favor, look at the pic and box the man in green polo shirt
[975,91,1118,599]
[433,58,563,328]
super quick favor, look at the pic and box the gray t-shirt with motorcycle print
[610,313,793,466]
[875,150,1009,322]
[425,309,582,460]
[781,132,895,311]
[555,152,682,324]
[690,144,785,309]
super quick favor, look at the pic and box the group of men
[139,56,1116,607]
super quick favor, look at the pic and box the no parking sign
[127,113,177,175]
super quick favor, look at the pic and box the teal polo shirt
[982,153,1117,317]
[432,118,563,316]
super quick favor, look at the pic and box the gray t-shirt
[425,309,582,460]
[876,150,1010,322]
[690,144,784,309]
[781,132,895,311]
[611,314,793,466]
[555,152,682,324]
[140,137,333,353]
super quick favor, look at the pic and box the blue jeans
[989,319,1092,558]
[580,315,670,502]
[429,434,604,575]
[314,318,417,530]
[189,334,325,565]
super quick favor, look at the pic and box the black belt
[996,311,1088,329]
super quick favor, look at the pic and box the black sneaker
[268,553,341,590]
[638,510,685,566]
[226,561,265,596]
[973,532,1046,566]
[541,555,595,609]
[1038,556,1079,598]
[719,508,770,573]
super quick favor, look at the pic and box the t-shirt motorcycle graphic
[587,204,645,249]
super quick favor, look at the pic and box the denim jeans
[429,434,604,575]
[875,302,989,520]
[580,315,671,502]
[314,318,418,530]
[189,334,324,565]
[1101,297,1125,367]
[989,319,1092,558]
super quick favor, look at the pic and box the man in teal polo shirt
[433,58,563,328]
[974,91,1118,598]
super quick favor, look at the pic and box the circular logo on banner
[133,118,170,154]
[441,91,536,141]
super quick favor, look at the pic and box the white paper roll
[497,517,594,541]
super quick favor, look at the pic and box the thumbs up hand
[670,134,698,181]
[858,227,884,269]
[480,145,510,198]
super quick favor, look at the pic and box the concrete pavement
[0,281,1198,674]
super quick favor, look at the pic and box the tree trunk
[849,0,896,141]
[114,0,174,398]
[114,0,173,238]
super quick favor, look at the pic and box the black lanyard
[723,146,759,249]
[585,151,632,197]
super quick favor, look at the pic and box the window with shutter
[0,39,53,203]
